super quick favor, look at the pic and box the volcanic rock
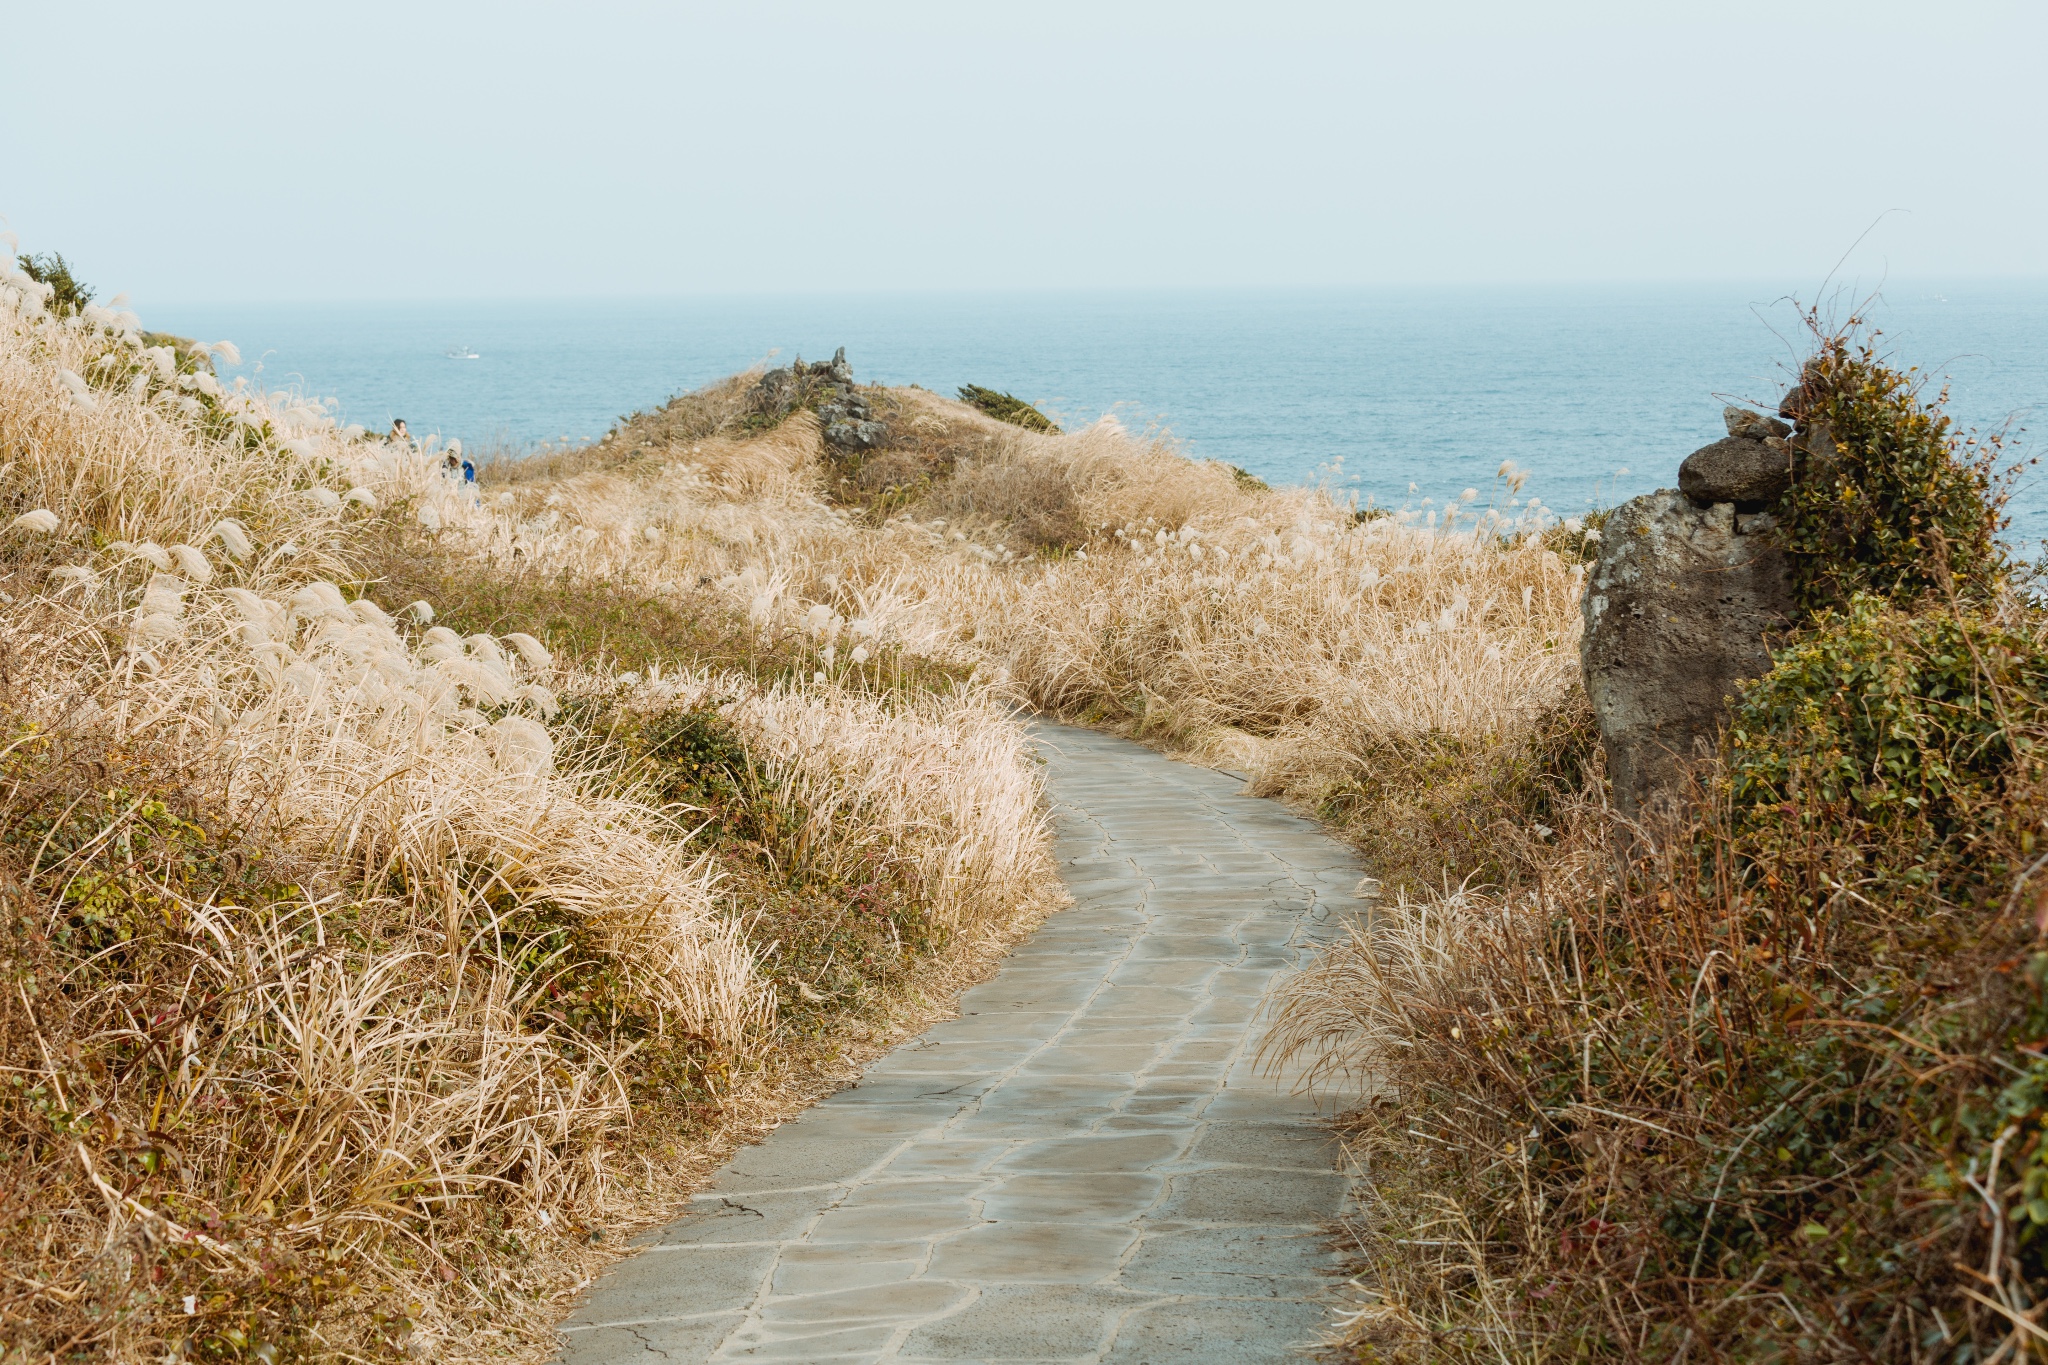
[1678,436,1791,509]
[824,419,888,451]
[1581,491,1794,822]
[1723,405,1792,441]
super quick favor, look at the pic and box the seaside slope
[0,271,1067,1361]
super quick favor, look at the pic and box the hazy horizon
[129,275,2048,310]
[5,1,2044,308]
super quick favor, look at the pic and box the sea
[156,283,2048,544]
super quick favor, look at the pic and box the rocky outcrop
[750,347,888,451]
[1724,404,1791,443]
[1677,407,1794,510]
[1582,395,1816,820]
[1582,490,1793,822]
[1678,437,1790,509]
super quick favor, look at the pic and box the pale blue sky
[3,0,2043,304]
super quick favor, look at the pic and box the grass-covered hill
[0,262,1063,1361]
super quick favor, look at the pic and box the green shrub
[1726,596,2048,911]
[16,252,93,317]
[1339,598,2048,1357]
[1779,336,2011,612]
[957,384,1060,434]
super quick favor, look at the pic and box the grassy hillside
[417,333,2044,1360]
[0,264,1057,1361]
[488,374,1586,855]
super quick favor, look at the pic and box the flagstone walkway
[556,723,1365,1363]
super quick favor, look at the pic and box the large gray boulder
[1582,491,1793,822]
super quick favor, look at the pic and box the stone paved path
[557,723,1364,1363]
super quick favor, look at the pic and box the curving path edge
[556,723,1365,1363]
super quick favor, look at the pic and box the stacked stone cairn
[749,346,889,452]
[1580,390,1814,822]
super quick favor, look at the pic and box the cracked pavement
[555,723,1363,1363]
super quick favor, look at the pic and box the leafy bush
[1728,596,2048,913]
[957,384,1060,434]
[16,252,93,316]
[1286,616,2048,1358]
[1779,336,2012,612]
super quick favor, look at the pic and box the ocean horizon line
[136,275,2048,312]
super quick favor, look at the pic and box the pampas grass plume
[133,612,184,642]
[210,519,254,560]
[514,683,560,718]
[503,632,553,670]
[140,574,187,619]
[167,544,213,583]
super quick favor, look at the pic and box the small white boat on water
[444,344,480,360]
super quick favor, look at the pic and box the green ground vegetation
[957,384,1060,434]
[16,252,94,317]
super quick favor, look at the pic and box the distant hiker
[461,457,476,485]
[444,451,461,479]
[389,418,411,447]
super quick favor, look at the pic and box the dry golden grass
[460,385,1586,853]
[0,275,1059,1360]
[380,373,1589,1357]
